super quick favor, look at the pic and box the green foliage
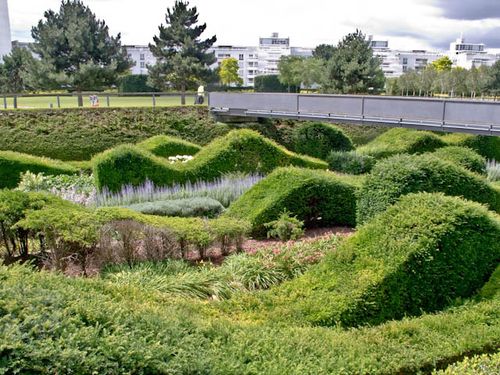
[125,197,224,218]
[431,56,453,72]
[357,128,447,159]
[327,150,376,174]
[313,44,336,61]
[0,47,39,93]
[321,29,385,94]
[148,1,216,103]
[441,133,500,161]
[264,210,305,241]
[227,167,358,237]
[31,0,132,92]
[219,58,243,87]
[0,151,77,189]
[17,171,94,194]
[357,153,500,224]
[93,130,327,192]
[487,160,500,182]
[254,74,294,93]
[431,146,486,174]
[292,122,354,160]
[0,107,228,161]
[118,75,157,93]
[278,55,304,92]
[257,193,500,327]
[433,352,500,374]
[136,135,201,158]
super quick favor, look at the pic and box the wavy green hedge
[226,167,360,237]
[0,151,77,189]
[441,133,500,161]
[357,153,500,224]
[250,193,500,328]
[431,146,486,174]
[433,352,500,374]
[137,135,201,158]
[357,128,446,159]
[93,130,328,192]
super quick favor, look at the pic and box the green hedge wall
[292,122,354,160]
[136,135,201,158]
[357,153,500,224]
[431,146,486,174]
[118,75,157,93]
[254,74,297,93]
[357,128,447,159]
[261,193,500,327]
[93,130,328,192]
[0,107,227,161]
[0,151,77,189]
[226,167,360,237]
[441,133,500,161]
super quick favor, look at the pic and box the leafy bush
[357,128,446,159]
[327,150,376,174]
[96,173,263,208]
[442,133,500,161]
[136,135,201,158]
[487,159,500,182]
[431,146,486,174]
[292,122,354,160]
[227,167,359,237]
[0,107,229,161]
[357,153,500,224]
[259,193,500,327]
[254,74,296,92]
[118,74,157,92]
[433,352,500,375]
[125,197,224,218]
[0,151,77,189]
[93,129,328,192]
[264,210,305,241]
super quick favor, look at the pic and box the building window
[239,54,244,61]
[402,66,408,72]
[140,62,145,68]
[402,57,408,65]
[140,54,145,60]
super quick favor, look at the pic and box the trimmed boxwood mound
[433,352,500,375]
[93,130,328,192]
[0,107,228,161]
[226,167,360,237]
[292,122,354,160]
[125,197,224,218]
[256,193,500,327]
[327,150,376,175]
[137,135,201,158]
[357,128,446,159]
[0,151,77,189]
[357,153,500,224]
[431,146,486,174]
[442,133,500,161]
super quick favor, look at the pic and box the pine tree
[148,1,216,104]
[31,0,132,106]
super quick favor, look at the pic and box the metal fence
[209,92,500,136]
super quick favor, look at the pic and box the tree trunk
[181,84,186,105]
[77,91,83,107]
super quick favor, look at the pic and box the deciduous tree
[219,58,243,87]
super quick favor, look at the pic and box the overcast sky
[7,0,500,51]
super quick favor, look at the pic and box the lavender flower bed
[95,173,264,208]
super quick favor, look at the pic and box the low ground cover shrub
[227,167,360,237]
[0,151,77,189]
[264,210,305,241]
[96,173,263,207]
[0,107,228,160]
[357,153,500,224]
[357,128,446,159]
[125,197,224,218]
[93,130,328,192]
[441,133,500,161]
[292,122,354,160]
[430,146,486,174]
[327,150,376,174]
[433,352,500,375]
[136,135,201,158]
[249,193,500,328]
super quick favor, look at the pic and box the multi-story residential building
[209,45,259,86]
[447,36,500,69]
[125,45,156,75]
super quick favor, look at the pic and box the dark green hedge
[262,193,500,327]
[442,133,500,161]
[93,130,328,192]
[226,167,360,237]
[0,107,227,161]
[292,122,354,160]
[357,153,500,224]
[118,75,157,93]
[0,151,77,188]
[357,128,447,159]
[254,74,297,93]
[431,146,486,174]
[137,135,201,158]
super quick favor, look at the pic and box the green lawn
[0,95,201,109]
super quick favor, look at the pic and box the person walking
[196,85,205,105]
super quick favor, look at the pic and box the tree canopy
[431,56,453,72]
[148,1,216,104]
[219,58,243,87]
[0,47,38,93]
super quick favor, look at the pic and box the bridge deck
[209,93,500,136]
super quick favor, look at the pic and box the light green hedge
[431,146,486,174]
[93,130,328,192]
[136,135,201,158]
[441,133,500,161]
[226,167,360,237]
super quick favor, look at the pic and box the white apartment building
[209,45,259,86]
[447,36,500,69]
[125,45,156,75]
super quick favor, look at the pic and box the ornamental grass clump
[486,159,500,182]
